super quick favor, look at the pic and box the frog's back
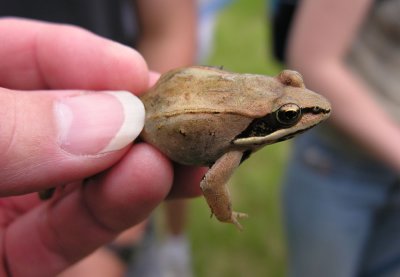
[141,66,281,120]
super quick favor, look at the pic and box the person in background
[272,0,400,276]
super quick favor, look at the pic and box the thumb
[0,89,145,195]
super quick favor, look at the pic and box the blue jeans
[283,128,400,277]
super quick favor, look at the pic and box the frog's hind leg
[200,151,248,230]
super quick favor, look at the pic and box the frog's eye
[276,103,302,126]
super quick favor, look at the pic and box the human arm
[287,0,400,171]
[134,0,197,72]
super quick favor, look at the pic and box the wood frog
[140,66,331,229]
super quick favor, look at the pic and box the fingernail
[55,91,145,155]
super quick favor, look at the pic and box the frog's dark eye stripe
[302,106,331,115]
[236,104,301,139]
[234,112,277,139]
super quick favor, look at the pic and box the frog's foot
[210,210,248,230]
[229,211,248,231]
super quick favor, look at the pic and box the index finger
[0,18,149,93]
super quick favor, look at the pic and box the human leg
[283,132,391,277]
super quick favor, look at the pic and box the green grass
[187,1,289,276]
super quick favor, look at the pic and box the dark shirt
[0,0,138,46]
[271,0,298,62]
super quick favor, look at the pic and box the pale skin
[0,18,204,277]
[287,0,400,172]
[135,0,197,72]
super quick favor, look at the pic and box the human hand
[0,18,203,277]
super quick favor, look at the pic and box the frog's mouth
[233,106,331,146]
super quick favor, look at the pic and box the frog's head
[233,70,331,147]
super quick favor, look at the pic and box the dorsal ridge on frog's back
[142,66,288,119]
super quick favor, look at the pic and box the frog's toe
[230,211,248,231]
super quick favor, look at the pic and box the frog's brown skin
[140,66,331,229]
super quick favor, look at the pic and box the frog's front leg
[200,150,248,230]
